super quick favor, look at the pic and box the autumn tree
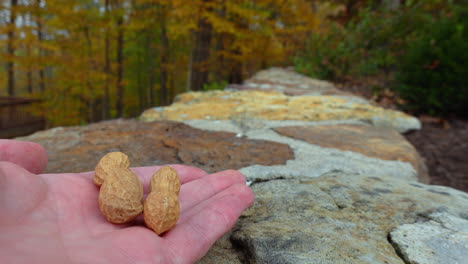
[0,0,320,126]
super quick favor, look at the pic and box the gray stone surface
[371,115,422,133]
[244,67,336,95]
[183,119,370,135]
[241,129,417,182]
[389,212,468,264]
[181,119,419,182]
[199,173,468,264]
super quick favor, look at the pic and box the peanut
[94,152,130,187]
[149,166,181,195]
[144,166,181,234]
[94,152,143,224]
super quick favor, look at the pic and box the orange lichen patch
[140,90,415,126]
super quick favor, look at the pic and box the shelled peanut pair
[94,152,180,235]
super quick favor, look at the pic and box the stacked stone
[19,68,468,264]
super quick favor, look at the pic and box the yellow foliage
[0,0,320,126]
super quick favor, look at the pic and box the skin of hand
[0,140,254,264]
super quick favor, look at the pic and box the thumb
[0,140,48,174]
[0,161,48,224]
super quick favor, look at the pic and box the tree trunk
[116,15,124,117]
[84,26,96,122]
[227,43,242,84]
[146,31,155,106]
[214,2,226,83]
[228,53,243,84]
[36,0,45,93]
[159,7,169,105]
[7,0,18,96]
[102,0,110,119]
[27,45,33,94]
[214,36,226,83]
[137,48,144,113]
[186,31,194,92]
[340,0,360,24]
[190,1,213,91]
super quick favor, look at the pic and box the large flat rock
[274,124,428,181]
[199,173,468,264]
[139,68,423,181]
[180,120,420,183]
[230,68,368,105]
[140,90,420,133]
[17,119,293,173]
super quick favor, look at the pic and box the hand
[0,140,254,264]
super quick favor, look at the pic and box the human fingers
[0,161,47,224]
[164,183,254,262]
[131,169,244,224]
[0,140,48,174]
[78,164,208,192]
[179,169,246,212]
[131,164,208,189]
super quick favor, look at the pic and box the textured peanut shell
[98,167,143,224]
[150,166,181,194]
[144,191,180,235]
[94,152,130,186]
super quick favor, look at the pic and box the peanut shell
[94,152,130,186]
[150,166,181,194]
[144,166,181,234]
[97,167,143,224]
[144,191,180,235]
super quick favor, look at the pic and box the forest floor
[336,79,468,193]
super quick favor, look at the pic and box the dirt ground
[336,80,468,193]
[404,118,468,192]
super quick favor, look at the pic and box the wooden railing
[0,97,45,138]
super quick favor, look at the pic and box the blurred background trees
[0,0,466,127]
[295,0,467,117]
[0,0,319,126]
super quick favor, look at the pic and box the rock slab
[18,119,293,173]
[200,173,468,264]
[231,68,364,101]
[274,124,428,181]
[140,90,420,133]
[178,119,420,183]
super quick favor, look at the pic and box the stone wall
[19,68,468,264]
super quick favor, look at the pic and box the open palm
[0,140,254,264]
